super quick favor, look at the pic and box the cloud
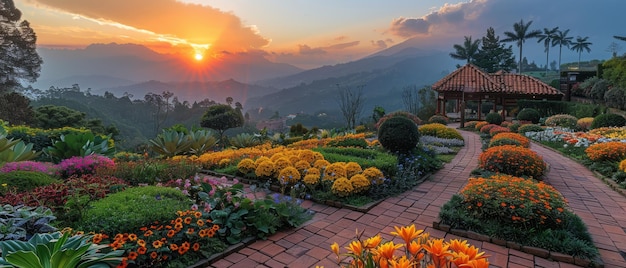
[388,18,431,38]
[371,39,393,49]
[326,41,360,50]
[24,0,270,52]
[298,44,326,55]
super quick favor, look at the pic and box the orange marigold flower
[174,222,183,230]
[193,243,200,251]
[150,251,158,259]
[143,230,153,237]
[175,218,183,224]
[197,220,205,227]
[127,252,138,261]
[128,234,137,241]
[182,242,191,249]
[137,246,147,255]
[152,240,163,248]
[137,239,146,247]
[187,228,195,234]
[184,217,192,224]
[194,211,202,218]
[167,230,176,238]
[170,243,179,251]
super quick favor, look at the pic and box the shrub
[99,159,200,185]
[585,141,626,162]
[324,163,347,181]
[620,159,626,172]
[278,166,301,184]
[474,121,488,131]
[479,124,498,134]
[591,113,626,129]
[374,111,422,129]
[237,158,256,174]
[485,112,503,125]
[0,205,57,241]
[78,186,191,234]
[0,161,56,174]
[0,171,59,193]
[488,138,521,148]
[488,126,510,136]
[326,137,368,148]
[464,121,479,129]
[419,123,463,140]
[518,124,544,134]
[479,145,546,178]
[544,114,578,129]
[491,132,530,148]
[313,147,398,176]
[377,116,419,154]
[56,155,115,179]
[331,177,353,197]
[577,117,594,131]
[516,108,541,123]
[428,115,449,125]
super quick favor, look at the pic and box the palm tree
[615,35,626,42]
[502,19,541,73]
[537,27,559,75]
[553,29,573,74]
[449,36,481,64]
[571,36,592,69]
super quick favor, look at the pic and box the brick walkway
[208,130,626,268]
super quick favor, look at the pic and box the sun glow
[191,43,210,62]
[194,53,203,61]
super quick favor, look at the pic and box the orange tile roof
[432,64,563,96]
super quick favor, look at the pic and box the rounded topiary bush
[488,138,522,148]
[428,115,449,125]
[479,145,546,178]
[516,108,541,124]
[577,117,594,131]
[485,112,503,125]
[377,116,419,153]
[544,114,578,129]
[488,126,510,136]
[375,111,422,129]
[418,123,463,140]
[591,114,626,129]
[0,171,60,193]
[518,124,544,134]
[491,132,530,148]
[79,186,191,234]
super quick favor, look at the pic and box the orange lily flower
[375,241,403,260]
[363,234,382,249]
[459,257,490,268]
[389,255,412,268]
[346,240,364,256]
[422,238,452,268]
[390,224,423,246]
[330,242,339,256]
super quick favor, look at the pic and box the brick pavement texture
[207,129,626,268]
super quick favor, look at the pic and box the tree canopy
[0,0,43,92]
[502,19,541,73]
[200,104,244,146]
[474,27,516,73]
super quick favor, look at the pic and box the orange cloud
[24,0,270,52]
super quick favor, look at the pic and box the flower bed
[479,145,546,179]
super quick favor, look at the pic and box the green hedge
[313,147,397,176]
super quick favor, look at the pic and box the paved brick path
[208,129,626,268]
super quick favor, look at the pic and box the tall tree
[449,36,481,64]
[553,29,573,74]
[0,0,43,93]
[200,104,244,147]
[537,27,559,75]
[502,19,541,73]
[571,36,592,69]
[474,27,516,73]
[401,85,421,115]
[336,84,366,129]
[0,91,34,125]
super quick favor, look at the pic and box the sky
[14,0,626,69]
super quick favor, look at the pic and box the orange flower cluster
[474,121,488,131]
[488,126,511,136]
[479,124,498,134]
[460,175,568,229]
[330,224,489,268]
[588,127,626,139]
[491,132,530,148]
[91,210,222,268]
[479,145,546,179]
[585,141,626,161]
[555,130,602,146]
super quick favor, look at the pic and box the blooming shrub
[418,123,463,140]
[313,159,331,170]
[544,114,578,129]
[324,163,347,181]
[0,161,56,174]
[458,175,568,229]
[349,174,370,193]
[331,177,353,197]
[329,224,489,268]
[620,159,626,172]
[518,124,544,134]
[479,124,498,134]
[236,158,256,174]
[464,121,480,129]
[92,209,225,268]
[474,121,488,131]
[345,162,363,178]
[362,167,384,185]
[293,160,311,173]
[488,126,510,136]
[577,117,594,131]
[479,145,546,178]
[585,141,626,161]
[278,167,301,184]
[588,127,626,140]
[56,155,115,179]
[491,132,530,148]
[254,160,275,179]
[427,115,449,125]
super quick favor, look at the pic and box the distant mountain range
[32,40,457,121]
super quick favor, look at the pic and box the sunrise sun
[194,53,203,61]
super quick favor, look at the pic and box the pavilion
[431,64,563,125]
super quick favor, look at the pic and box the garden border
[432,221,604,268]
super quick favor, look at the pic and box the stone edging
[432,222,604,268]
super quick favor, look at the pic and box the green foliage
[289,123,309,137]
[0,231,124,268]
[485,112,503,125]
[0,141,40,163]
[377,116,419,154]
[313,147,398,176]
[0,205,57,241]
[229,133,261,148]
[0,92,35,126]
[488,138,521,148]
[0,171,59,193]
[518,124,544,134]
[427,115,449,125]
[508,122,522,132]
[45,132,114,162]
[78,186,191,234]
[99,159,200,186]
[591,113,626,129]
[200,104,244,146]
[187,129,218,155]
[35,105,86,129]
[602,56,626,89]
[516,108,541,123]
[604,87,626,110]
[149,130,192,157]
[544,114,578,129]
[325,137,369,148]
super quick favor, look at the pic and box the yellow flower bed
[589,127,626,139]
